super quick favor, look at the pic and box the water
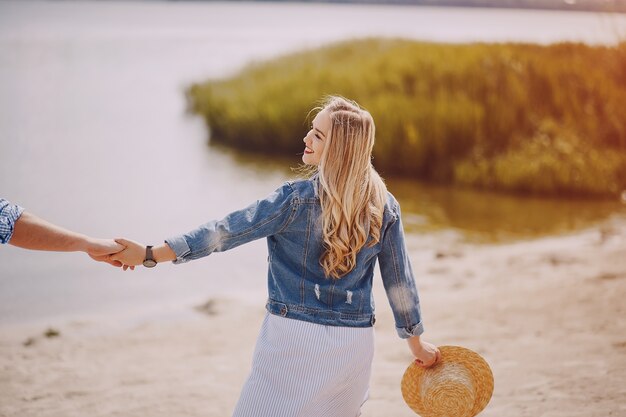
[1,0,625,324]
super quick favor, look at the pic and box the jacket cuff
[0,203,24,244]
[164,235,191,264]
[396,321,425,339]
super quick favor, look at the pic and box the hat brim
[401,345,494,417]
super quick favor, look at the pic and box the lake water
[1,0,625,325]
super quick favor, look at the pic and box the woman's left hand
[407,336,441,368]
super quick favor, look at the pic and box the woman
[111,96,441,416]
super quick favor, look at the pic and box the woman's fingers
[415,350,439,368]
[416,358,432,368]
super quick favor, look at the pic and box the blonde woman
[111,96,440,416]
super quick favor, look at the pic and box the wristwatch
[143,245,157,268]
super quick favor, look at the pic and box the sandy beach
[1,216,625,417]
[1,2,626,416]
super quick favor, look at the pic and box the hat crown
[421,363,475,417]
[401,345,494,417]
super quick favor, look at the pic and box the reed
[187,39,626,198]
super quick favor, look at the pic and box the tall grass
[187,39,626,198]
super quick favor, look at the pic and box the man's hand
[86,238,126,267]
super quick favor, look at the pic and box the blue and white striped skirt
[232,311,375,417]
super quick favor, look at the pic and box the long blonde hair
[295,96,388,279]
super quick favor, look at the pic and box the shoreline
[1,219,625,416]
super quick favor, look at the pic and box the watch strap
[143,245,157,267]
[145,245,154,262]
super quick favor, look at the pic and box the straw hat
[401,345,494,417]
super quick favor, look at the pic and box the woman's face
[302,109,331,166]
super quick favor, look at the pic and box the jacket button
[280,307,287,316]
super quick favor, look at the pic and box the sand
[1,217,625,417]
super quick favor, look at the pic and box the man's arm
[9,211,124,266]
[13,211,91,251]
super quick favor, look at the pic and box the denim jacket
[165,175,424,339]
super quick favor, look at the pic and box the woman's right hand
[407,336,441,368]
[109,238,146,270]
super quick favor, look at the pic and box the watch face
[143,259,157,268]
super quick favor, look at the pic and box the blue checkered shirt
[0,198,24,244]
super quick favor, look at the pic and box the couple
[3,96,440,417]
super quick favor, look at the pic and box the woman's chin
[302,154,319,166]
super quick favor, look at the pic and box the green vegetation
[187,39,626,198]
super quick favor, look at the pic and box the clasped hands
[88,238,152,271]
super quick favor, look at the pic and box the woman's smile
[302,108,330,165]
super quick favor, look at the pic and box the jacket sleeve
[377,198,424,339]
[165,182,297,264]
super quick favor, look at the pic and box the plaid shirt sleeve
[0,198,25,244]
